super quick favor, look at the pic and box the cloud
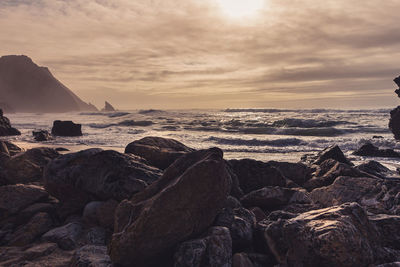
[0,0,399,108]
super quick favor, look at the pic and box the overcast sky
[1,0,399,109]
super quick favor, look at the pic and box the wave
[108,112,130,118]
[138,109,165,114]
[117,120,153,127]
[224,108,392,114]
[271,118,353,128]
[206,136,306,147]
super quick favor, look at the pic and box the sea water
[3,108,400,170]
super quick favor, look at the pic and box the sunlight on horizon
[215,0,265,19]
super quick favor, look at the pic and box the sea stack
[0,108,20,136]
[389,76,400,140]
[0,55,98,113]
[101,101,116,112]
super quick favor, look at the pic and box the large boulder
[1,147,60,185]
[267,161,312,186]
[124,136,195,170]
[43,149,162,214]
[109,148,231,267]
[51,120,82,136]
[0,108,20,136]
[265,202,383,266]
[314,145,353,165]
[353,142,400,158]
[228,159,287,194]
[310,176,400,214]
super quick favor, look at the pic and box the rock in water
[390,76,400,140]
[353,142,400,158]
[0,55,97,112]
[32,130,52,141]
[0,108,20,136]
[51,120,82,136]
[43,149,161,214]
[109,148,231,267]
[125,136,195,170]
[101,101,116,112]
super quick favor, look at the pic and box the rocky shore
[0,134,400,267]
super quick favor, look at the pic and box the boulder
[310,176,400,214]
[265,202,381,266]
[42,221,83,250]
[51,120,82,136]
[82,199,118,230]
[314,145,353,165]
[240,186,311,211]
[267,161,312,186]
[0,184,49,219]
[353,142,400,158]
[125,136,195,170]
[0,141,22,156]
[1,147,60,184]
[369,214,400,250]
[174,226,232,267]
[32,130,52,141]
[357,161,396,179]
[109,148,231,267]
[228,159,287,194]
[70,245,112,267]
[43,149,161,213]
[0,108,20,136]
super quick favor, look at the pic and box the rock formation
[0,108,20,136]
[51,120,82,136]
[0,55,98,113]
[389,76,400,140]
[101,101,116,112]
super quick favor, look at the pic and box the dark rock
[44,148,161,214]
[390,106,400,140]
[0,108,20,136]
[240,186,311,211]
[9,212,53,246]
[32,130,52,141]
[55,147,69,152]
[1,147,60,184]
[17,202,56,225]
[51,120,82,136]
[233,253,275,267]
[353,142,400,158]
[70,245,112,267]
[125,136,195,170]
[86,227,107,246]
[265,202,380,266]
[1,140,22,156]
[0,55,98,112]
[82,199,118,230]
[0,184,49,219]
[229,159,287,194]
[369,214,400,250]
[101,101,116,112]
[304,159,373,191]
[109,148,231,267]
[314,145,353,165]
[42,221,83,250]
[267,161,312,186]
[174,226,232,267]
[310,176,400,214]
[357,161,396,179]
[373,135,384,139]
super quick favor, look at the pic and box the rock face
[125,136,195,170]
[390,76,400,140]
[265,203,382,266]
[0,108,20,136]
[51,120,82,136]
[353,142,400,158]
[0,55,97,112]
[109,148,231,267]
[101,101,116,112]
[43,149,162,214]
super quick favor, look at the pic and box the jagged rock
[70,245,112,267]
[51,120,82,136]
[357,161,396,179]
[304,159,373,191]
[240,186,311,211]
[174,226,232,267]
[369,214,400,250]
[109,148,231,267]
[314,145,353,165]
[86,227,107,246]
[8,212,53,246]
[353,142,400,158]
[228,159,287,194]
[1,147,60,185]
[0,140,22,156]
[267,161,312,186]
[32,130,52,141]
[42,221,83,250]
[17,202,56,225]
[101,101,116,112]
[0,108,20,136]
[265,203,381,266]
[44,149,161,214]
[310,176,400,214]
[0,184,49,220]
[125,136,195,170]
[390,106,400,140]
[0,55,97,112]
[0,242,61,266]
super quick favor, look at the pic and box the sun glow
[215,0,265,18]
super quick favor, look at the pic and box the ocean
[3,108,400,170]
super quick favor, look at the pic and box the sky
[1,0,400,110]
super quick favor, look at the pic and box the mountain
[101,101,116,112]
[0,55,98,113]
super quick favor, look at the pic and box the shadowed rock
[0,108,20,136]
[353,142,400,158]
[51,120,82,137]
[33,130,52,141]
[109,148,231,267]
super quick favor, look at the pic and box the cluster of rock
[0,136,399,266]
[0,108,20,136]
